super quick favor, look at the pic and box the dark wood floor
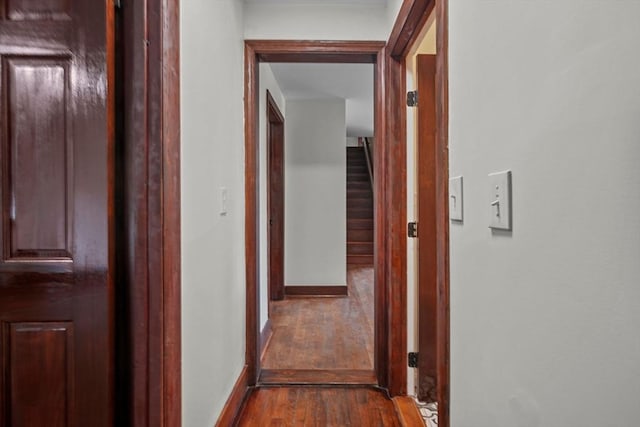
[262,265,374,370]
[237,387,401,426]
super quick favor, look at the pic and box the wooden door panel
[5,0,71,21]
[0,1,113,425]
[417,54,438,402]
[5,322,73,427]
[5,56,71,259]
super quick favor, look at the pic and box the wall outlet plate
[449,176,463,222]
[488,170,512,230]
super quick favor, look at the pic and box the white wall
[244,2,388,41]
[346,136,359,147]
[285,99,347,286]
[405,15,437,398]
[386,0,404,33]
[449,1,640,425]
[180,0,246,425]
[259,64,286,331]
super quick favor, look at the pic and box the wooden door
[416,54,438,402]
[267,91,284,301]
[0,1,114,425]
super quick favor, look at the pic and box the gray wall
[449,1,640,425]
[180,0,245,425]
[285,98,347,287]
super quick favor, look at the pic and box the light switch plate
[488,170,512,230]
[220,187,228,216]
[449,176,463,222]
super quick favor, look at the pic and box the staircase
[346,146,373,265]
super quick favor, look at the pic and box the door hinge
[407,91,418,107]
[408,352,418,368]
[408,222,418,238]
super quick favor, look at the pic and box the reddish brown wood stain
[417,53,438,402]
[0,1,114,424]
[121,0,182,425]
[267,90,286,302]
[244,40,388,390]
[386,2,450,424]
[237,387,401,426]
[262,266,374,370]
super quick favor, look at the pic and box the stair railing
[363,137,374,191]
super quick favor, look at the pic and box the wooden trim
[383,49,407,397]
[416,54,438,402]
[284,285,348,297]
[386,1,450,426]
[435,1,450,426]
[244,40,387,390]
[246,40,383,63]
[259,319,273,360]
[393,396,425,427]
[244,40,260,387]
[266,90,285,123]
[387,0,435,60]
[259,369,377,385]
[374,44,390,391]
[266,90,285,303]
[214,366,251,427]
[121,0,181,425]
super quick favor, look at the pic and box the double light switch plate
[489,170,512,230]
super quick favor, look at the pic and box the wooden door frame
[266,90,285,303]
[387,0,450,425]
[119,1,181,426]
[244,40,390,387]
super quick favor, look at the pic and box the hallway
[237,387,401,426]
[261,265,374,370]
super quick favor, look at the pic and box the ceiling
[269,63,374,137]
[245,0,386,4]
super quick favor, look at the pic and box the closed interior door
[417,53,438,403]
[0,1,114,425]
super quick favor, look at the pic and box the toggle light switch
[488,170,512,230]
[449,176,463,222]
[220,187,228,216]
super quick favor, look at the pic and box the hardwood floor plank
[237,387,400,427]
[393,396,425,426]
[259,369,377,385]
[262,265,374,370]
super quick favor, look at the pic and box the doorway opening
[244,41,388,388]
[259,62,376,382]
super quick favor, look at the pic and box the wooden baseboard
[215,365,250,427]
[259,318,273,359]
[259,369,377,385]
[284,285,348,297]
[393,396,425,427]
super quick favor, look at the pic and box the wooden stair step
[347,164,368,170]
[347,209,373,219]
[347,218,373,229]
[347,229,374,242]
[347,185,371,192]
[347,254,373,265]
[347,175,368,180]
[347,194,372,201]
[347,242,374,255]
[347,198,373,209]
